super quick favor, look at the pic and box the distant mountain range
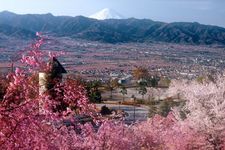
[0,11,225,45]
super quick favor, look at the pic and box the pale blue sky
[0,0,225,27]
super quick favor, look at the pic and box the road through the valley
[97,104,149,124]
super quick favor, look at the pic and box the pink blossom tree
[0,33,96,149]
[169,77,225,149]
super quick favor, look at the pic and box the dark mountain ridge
[0,11,225,45]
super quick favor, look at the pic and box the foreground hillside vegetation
[0,34,225,149]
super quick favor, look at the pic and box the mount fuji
[89,8,124,20]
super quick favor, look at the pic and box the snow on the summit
[89,8,124,20]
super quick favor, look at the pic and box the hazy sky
[0,0,225,27]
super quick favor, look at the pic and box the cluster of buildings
[1,36,225,81]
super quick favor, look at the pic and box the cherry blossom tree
[169,77,225,149]
[0,33,96,149]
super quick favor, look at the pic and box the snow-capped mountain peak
[89,8,124,20]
